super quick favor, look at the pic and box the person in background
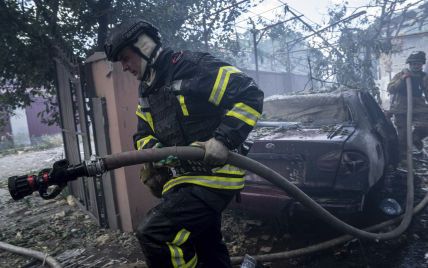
[387,51,428,160]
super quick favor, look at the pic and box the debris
[259,246,272,253]
[15,231,22,240]
[53,210,66,219]
[66,195,76,207]
[96,234,111,246]
[2,142,428,267]
[56,248,86,262]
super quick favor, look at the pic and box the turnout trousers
[136,184,236,268]
[391,98,428,159]
[394,113,428,159]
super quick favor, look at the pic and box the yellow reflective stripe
[212,164,246,176]
[186,254,198,268]
[177,95,189,116]
[226,102,261,127]
[145,113,154,132]
[167,245,181,268]
[209,66,241,106]
[136,135,156,150]
[136,105,145,120]
[162,175,245,194]
[136,105,155,132]
[173,229,191,246]
[167,229,197,268]
[167,229,187,267]
[226,111,256,126]
[234,102,261,118]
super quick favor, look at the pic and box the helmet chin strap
[139,57,149,81]
[141,45,162,82]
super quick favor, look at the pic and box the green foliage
[308,0,420,100]
[1,1,55,114]
[177,0,252,52]
[1,0,251,128]
[0,0,93,125]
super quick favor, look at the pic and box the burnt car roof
[262,92,350,126]
[251,90,398,165]
[250,91,359,141]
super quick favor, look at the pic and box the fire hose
[2,77,424,267]
[0,241,62,268]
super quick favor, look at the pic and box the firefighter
[387,51,428,160]
[104,19,264,267]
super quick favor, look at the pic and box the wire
[246,9,276,23]
[185,0,250,20]
[234,23,249,31]
[278,1,322,28]
[287,11,366,46]
[234,2,287,25]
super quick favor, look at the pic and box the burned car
[235,90,399,216]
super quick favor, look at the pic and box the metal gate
[54,46,119,229]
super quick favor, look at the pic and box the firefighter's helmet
[406,51,426,64]
[104,19,162,62]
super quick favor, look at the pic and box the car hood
[245,124,356,189]
[249,124,354,141]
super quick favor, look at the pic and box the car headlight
[338,151,369,176]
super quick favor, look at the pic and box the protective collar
[133,34,162,81]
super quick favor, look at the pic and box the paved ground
[1,146,428,267]
[0,147,144,267]
[0,147,65,179]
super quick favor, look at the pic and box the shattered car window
[261,94,350,126]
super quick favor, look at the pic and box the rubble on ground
[1,147,428,267]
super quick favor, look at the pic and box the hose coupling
[84,156,106,177]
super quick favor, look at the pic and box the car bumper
[230,184,364,217]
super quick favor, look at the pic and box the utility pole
[249,15,302,84]
[307,55,314,91]
[286,42,293,92]
[286,42,291,73]
[249,19,260,84]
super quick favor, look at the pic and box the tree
[173,0,253,55]
[0,0,113,126]
[0,0,254,128]
[222,5,309,74]
[308,0,424,99]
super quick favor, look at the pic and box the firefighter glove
[139,163,170,198]
[193,138,229,166]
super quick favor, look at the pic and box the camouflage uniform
[387,52,428,159]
